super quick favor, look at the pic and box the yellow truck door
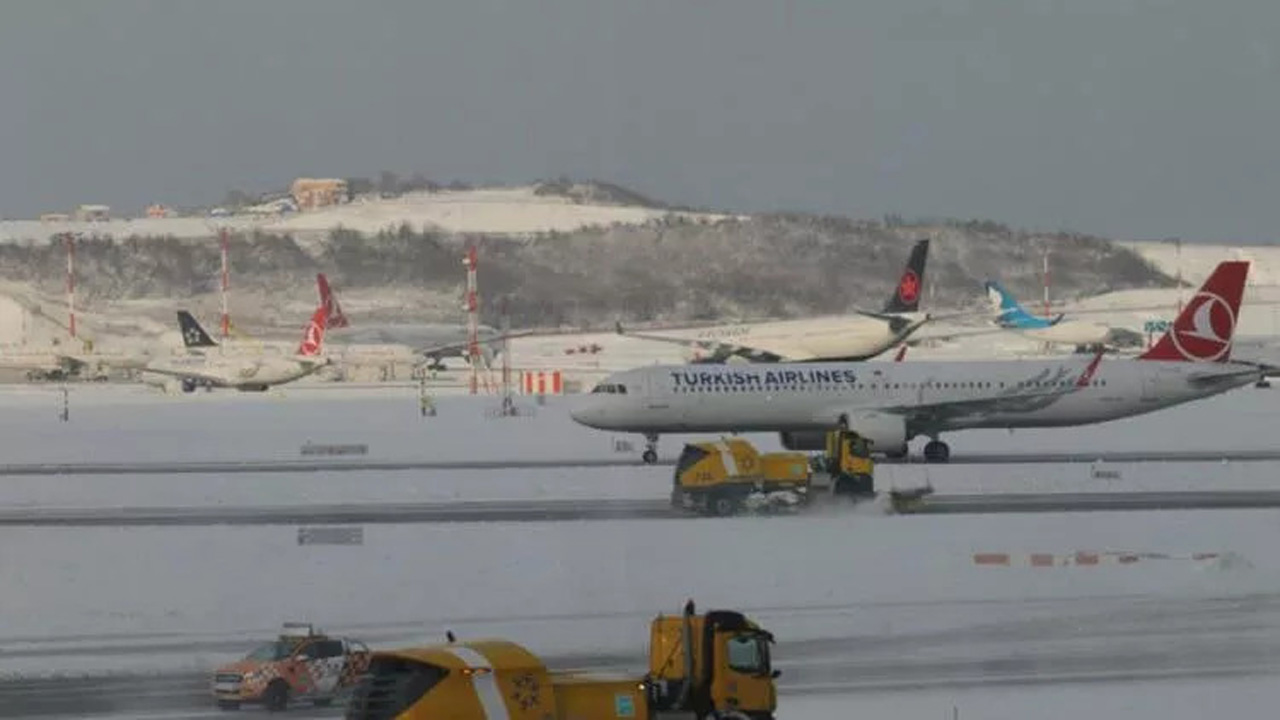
[711,631,776,716]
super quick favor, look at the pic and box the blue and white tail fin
[984,280,1063,330]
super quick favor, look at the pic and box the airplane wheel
[642,449,658,464]
[923,440,950,464]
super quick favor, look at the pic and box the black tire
[642,449,658,464]
[710,493,739,517]
[855,474,876,497]
[217,700,240,711]
[262,680,289,712]
[923,440,950,464]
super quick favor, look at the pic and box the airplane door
[642,370,686,428]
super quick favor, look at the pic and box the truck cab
[345,602,777,720]
[818,429,875,497]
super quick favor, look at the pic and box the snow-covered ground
[1,509,1275,677]
[0,380,1275,465]
[1,382,1279,718]
[788,676,1280,720]
[1123,240,1280,287]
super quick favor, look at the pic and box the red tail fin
[317,273,349,329]
[1139,260,1249,362]
[298,306,329,357]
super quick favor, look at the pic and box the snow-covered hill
[1,186,730,244]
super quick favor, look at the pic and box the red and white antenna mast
[219,227,231,340]
[64,233,76,340]
[500,295,514,415]
[1041,247,1051,319]
[463,245,480,395]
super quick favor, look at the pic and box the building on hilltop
[290,178,349,210]
[74,205,110,221]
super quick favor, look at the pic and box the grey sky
[1,0,1276,243]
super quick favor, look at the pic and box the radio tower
[1041,247,1051,320]
[463,245,481,395]
[499,295,515,415]
[220,228,231,340]
[64,233,76,341]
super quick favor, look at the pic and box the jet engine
[779,411,908,454]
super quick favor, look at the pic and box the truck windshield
[245,641,292,661]
[675,446,710,483]
[726,634,770,675]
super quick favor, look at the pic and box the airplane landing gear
[923,439,950,464]
[642,434,659,464]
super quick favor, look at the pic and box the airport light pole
[463,245,480,395]
[1041,247,1051,320]
[220,227,231,340]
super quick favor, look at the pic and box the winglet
[316,274,350,329]
[1139,260,1250,363]
[1076,348,1105,387]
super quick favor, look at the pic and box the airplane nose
[569,398,603,428]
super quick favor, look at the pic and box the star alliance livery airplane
[571,261,1263,463]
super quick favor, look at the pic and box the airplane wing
[1186,367,1265,388]
[611,324,798,363]
[413,331,542,361]
[873,351,1105,424]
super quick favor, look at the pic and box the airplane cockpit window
[591,383,626,394]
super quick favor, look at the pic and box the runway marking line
[973,550,1222,567]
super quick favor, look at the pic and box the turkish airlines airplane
[141,306,332,392]
[614,239,931,363]
[571,261,1264,463]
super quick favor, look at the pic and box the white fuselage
[647,313,929,361]
[143,353,321,389]
[570,358,1259,437]
[1014,320,1112,347]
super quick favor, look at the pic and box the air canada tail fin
[316,273,349,329]
[882,239,929,313]
[177,311,218,348]
[1139,260,1250,363]
[297,306,329,357]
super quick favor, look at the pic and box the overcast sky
[1,1,1276,243]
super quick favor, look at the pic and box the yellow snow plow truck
[344,600,779,720]
[671,438,812,516]
[672,431,889,516]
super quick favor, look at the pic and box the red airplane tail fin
[298,306,329,357]
[317,273,349,329]
[1139,260,1249,363]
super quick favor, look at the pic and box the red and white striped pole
[64,233,76,339]
[463,245,480,395]
[1042,248,1051,320]
[220,228,230,339]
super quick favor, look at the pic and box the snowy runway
[0,383,1278,717]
